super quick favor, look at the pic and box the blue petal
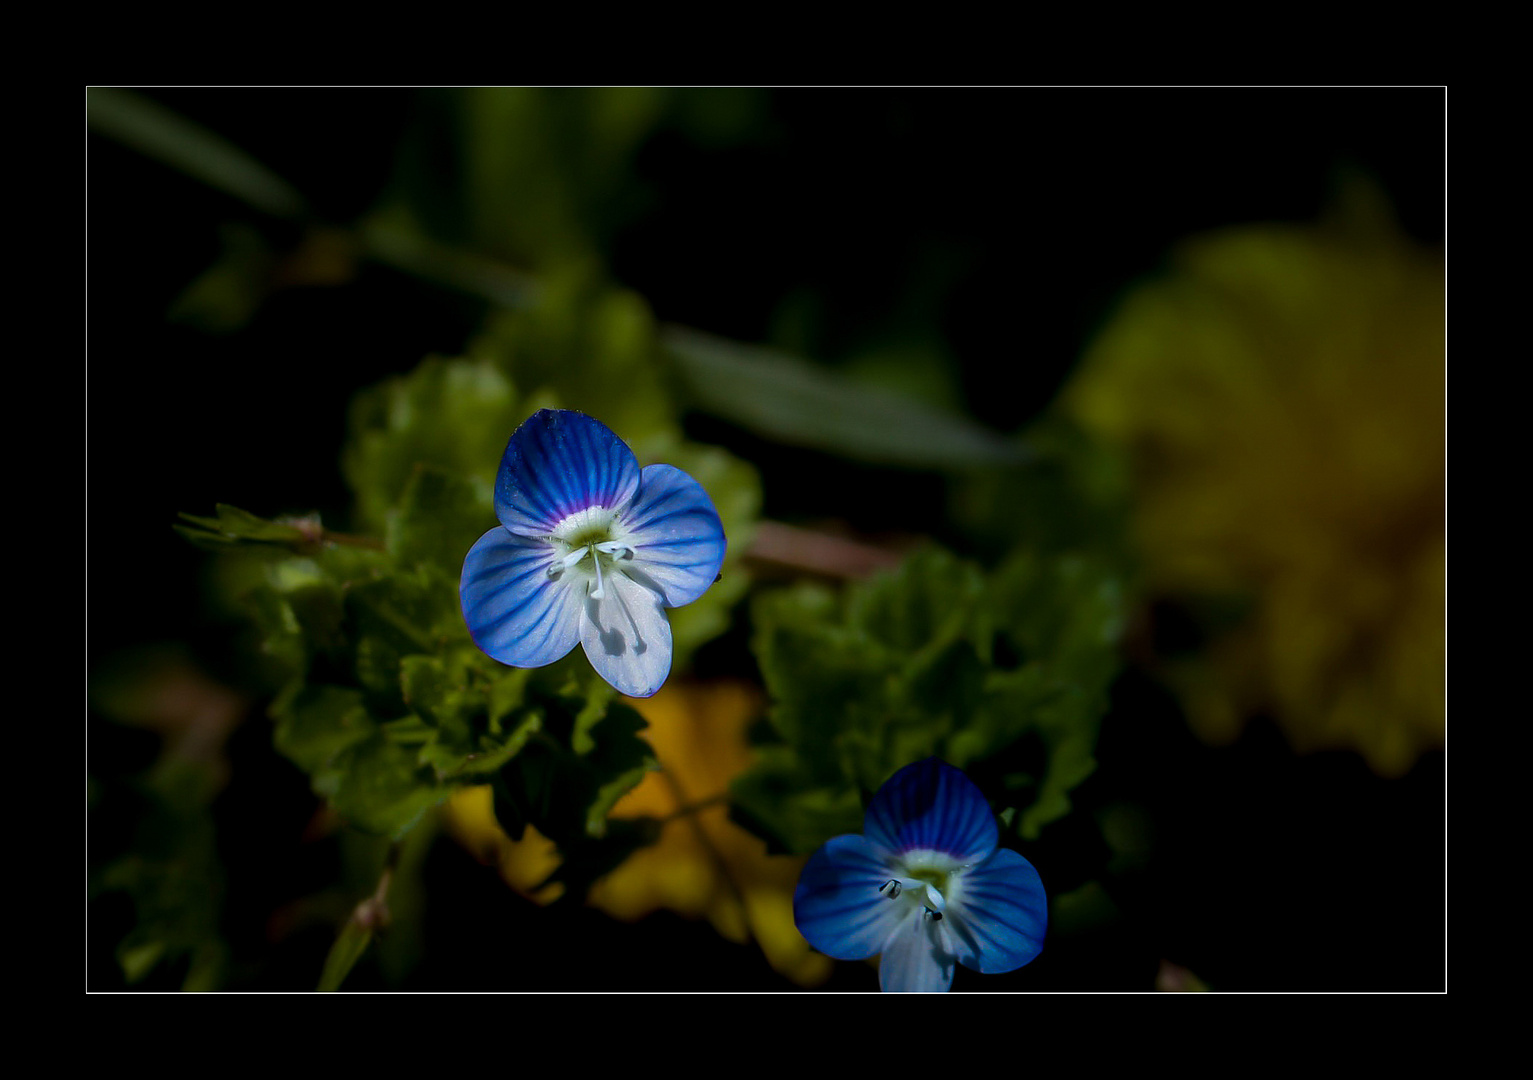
[620,464,727,608]
[947,848,1048,975]
[460,527,582,668]
[793,835,908,961]
[494,410,641,536]
[863,758,998,864]
[579,571,673,698]
[879,916,955,992]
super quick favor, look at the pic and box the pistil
[545,538,636,600]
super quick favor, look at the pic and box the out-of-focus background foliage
[87,87,1444,991]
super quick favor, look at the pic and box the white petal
[579,569,673,698]
[878,915,955,993]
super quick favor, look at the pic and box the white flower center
[545,508,635,599]
[879,851,967,923]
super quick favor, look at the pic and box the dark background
[87,88,1445,991]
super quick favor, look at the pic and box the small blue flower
[460,409,726,698]
[793,758,1047,992]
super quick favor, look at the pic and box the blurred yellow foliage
[439,680,833,986]
[1063,184,1444,776]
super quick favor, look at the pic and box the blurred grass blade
[317,918,373,992]
[87,88,307,219]
[359,216,539,310]
[662,325,1033,470]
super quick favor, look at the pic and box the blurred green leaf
[736,545,1125,853]
[470,273,671,445]
[343,356,522,532]
[346,570,458,708]
[317,918,373,992]
[167,222,275,333]
[948,413,1133,563]
[664,326,1033,470]
[96,760,228,990]
[174,503,311,550]
[323,733,446,839]
[88,88,308,219]
[273,684,376,775]
[388,465,494,575]
[730,747,864,855]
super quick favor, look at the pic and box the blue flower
[460,409,726,698]
[793,758,1047,992]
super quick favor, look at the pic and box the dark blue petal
[863,758,998,863]
[620,464,727,608]
[793,835,907,961]
[494,410,641,536]
[947,847,1047,975]
[579,572,672,698]
[460,527,582,668]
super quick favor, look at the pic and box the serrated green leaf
[343,357,523,531]
[489,697,654,860]
[739,542,1125,853]
[381,714,436,745]
[175,504,310,550]
[486,666,533,732]
[388,465,494,575]
[346,571,456,707]
[848,547,983,659]
[326,734,445,839]
[470,273,671,445]
[730,749,865,856]
[272,685,376,775]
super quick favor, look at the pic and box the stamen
[547,547,590,580]
[590,546,605,599]
[879,880,902,899]
[594,541,633,560]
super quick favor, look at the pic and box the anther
[879,880,902,899]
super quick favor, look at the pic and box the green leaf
[346,570,457,707]
[317,918,373,992]
[663,325,1033,470]
[751,584,889,785]
[491,698,655,855]
[95,759,228,990]
[739,543,1126,853]
[847,547,982,658]
[343,357,523,531]
[88,89,307,219]
[272,685,376,775]
[174,504,311,550]
[470,273,672,446]
[325,734,446,839]
[388,465,495,576]
[730,748,864,856]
